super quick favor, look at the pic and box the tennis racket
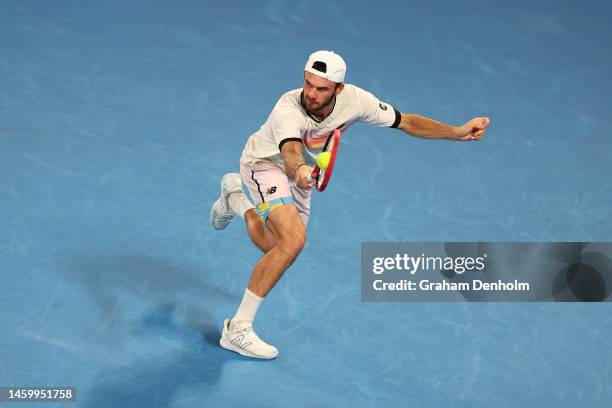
[307,128,342,192]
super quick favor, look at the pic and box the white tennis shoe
[210,173,242,230]
[220,319,279,359]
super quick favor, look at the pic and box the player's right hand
[296,165,315,190]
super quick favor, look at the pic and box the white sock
[231,288,263,324]
[228,192,255,218]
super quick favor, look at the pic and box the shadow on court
[59,254,237,318]
[56,255,255,407]
[78,302,258,408]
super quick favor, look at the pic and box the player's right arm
[281,141,314,190]
[266,102,314,189]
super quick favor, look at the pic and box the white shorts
[239,161,311,225]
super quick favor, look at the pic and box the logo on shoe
[266,186,277,195]
[231,335,253,350]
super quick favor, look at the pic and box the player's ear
[335,83,345,95]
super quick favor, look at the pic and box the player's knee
[266,202,306,254]
[277,223,306,256]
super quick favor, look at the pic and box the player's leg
[239,162,310,296]
[244,173,311,295]
[220,163,310,359]
[245,203,305,296]
[220,203,305,359]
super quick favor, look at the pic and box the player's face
[303,72,342,113]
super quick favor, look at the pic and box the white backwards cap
[304,50,346,83]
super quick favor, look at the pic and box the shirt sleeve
[354,86,401,128]
[267,108,305,151]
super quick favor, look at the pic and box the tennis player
[211,50,490,359]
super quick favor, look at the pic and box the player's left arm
[397,113,491,141]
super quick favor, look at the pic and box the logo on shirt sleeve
[379,103,388,111]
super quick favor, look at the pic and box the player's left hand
[457,117,491,141]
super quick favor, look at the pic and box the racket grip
[307,166,318,183]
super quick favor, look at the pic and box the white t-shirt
[240,84,401,167]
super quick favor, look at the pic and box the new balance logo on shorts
[266,186,277,195]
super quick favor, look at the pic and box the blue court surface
[1,1,612,407]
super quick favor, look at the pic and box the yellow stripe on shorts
[256,196,295,223]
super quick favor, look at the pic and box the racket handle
[307,166,319,183]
